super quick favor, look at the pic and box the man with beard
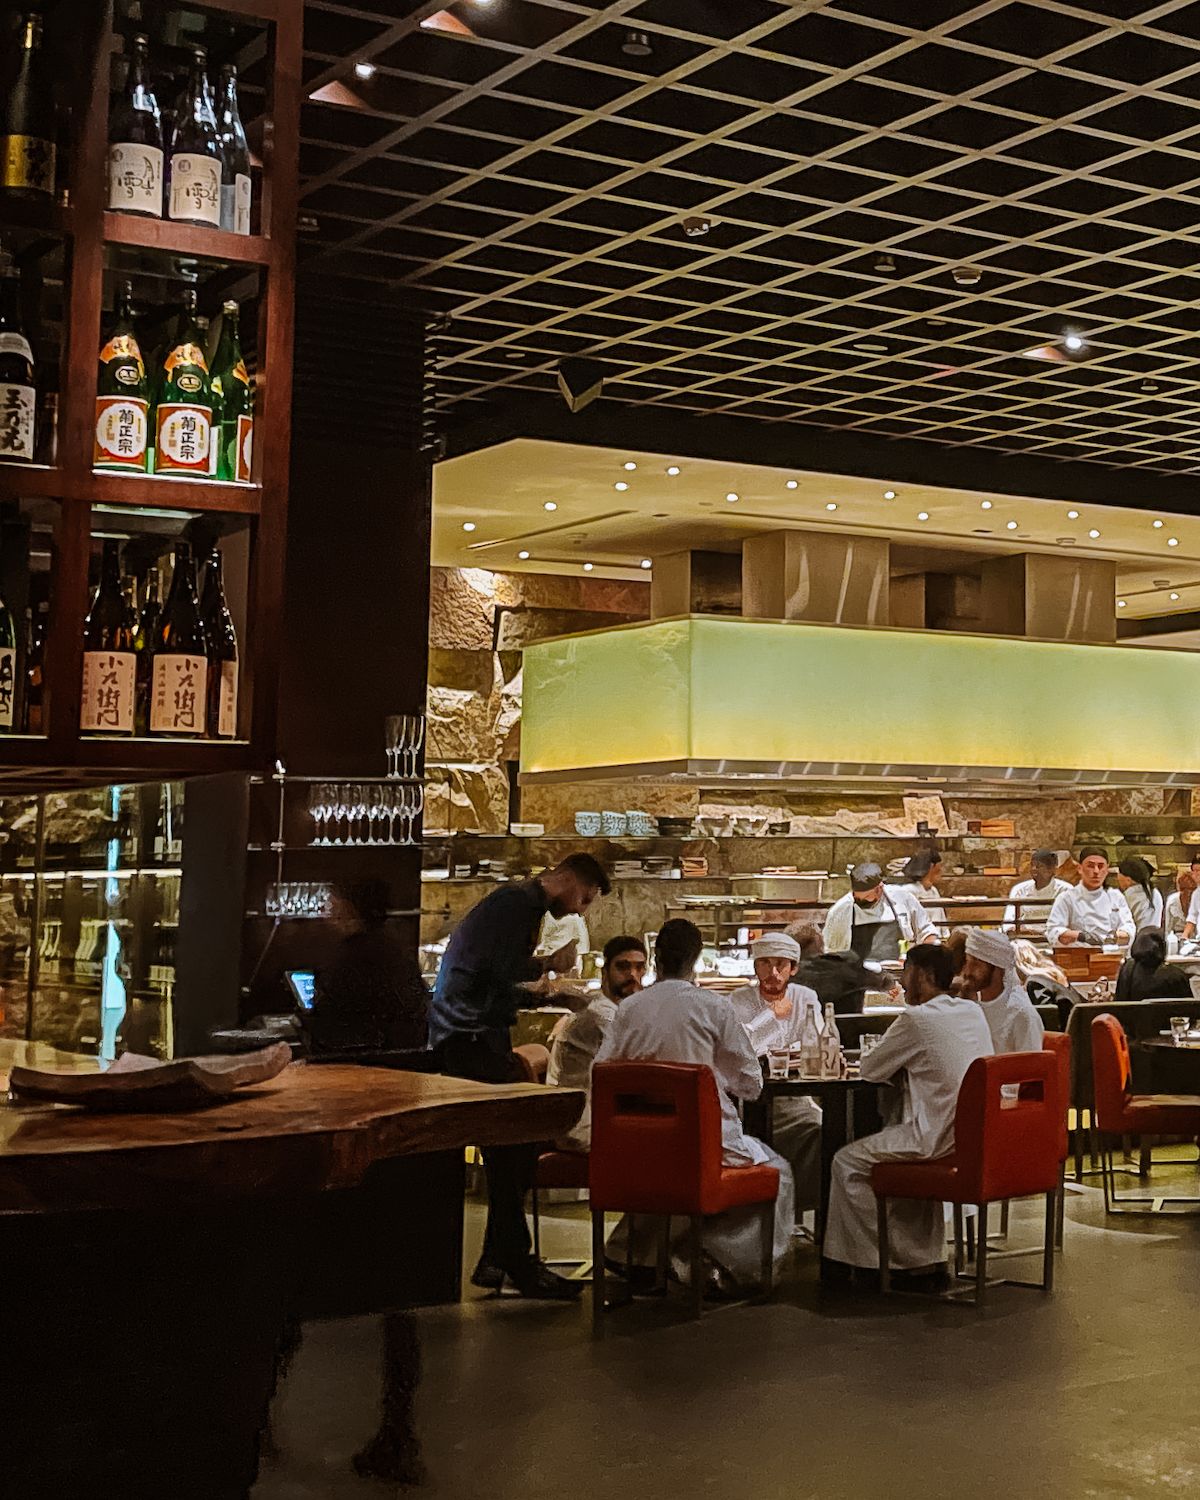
[822,861,939,963]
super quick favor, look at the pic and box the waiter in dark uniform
[430,852,611,1300]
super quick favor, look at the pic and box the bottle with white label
[200,545,238,738]
[81,540,137,735]
[0,242,35,463]
[107,33,163,218]
[167,48,221,229]
[216,63,251,235]
[0,578,14,732]
[94,280,148,471]
[154,288,212,476]
[150,542,208,737]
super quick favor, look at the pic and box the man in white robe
[1046,847,1134,948]
[728,932,822,1211]
[546,934,646,1151]
[960,927,1045,1054]
[1003,849,1070,940]
[823,943,992,1277]
[596,918,795,1294]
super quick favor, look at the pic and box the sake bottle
[81,540,137,735]
[167,48,220,229]
[210,301,252,481]
[215,64,251,234]
[200,545,238,738]
[150,542,208,737]
[0,241,35,463]
[107,33,163,218]
[0,578,14,731]
[0,13,56,199]
[94,280,148,471]
[154,288,212,477]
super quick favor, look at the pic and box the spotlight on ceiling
[1064,333,1084,352]
[683,215,712,238]
[952,265,982,287]
[354,60,376,79]
[556,357,605,413]
[622,29,652,56]
[874,252,896,275]
[1141,379,1160,393]
[518,550,530,560]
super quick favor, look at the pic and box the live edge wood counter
[0,1061,585,1213]
[0,1065,585,1500]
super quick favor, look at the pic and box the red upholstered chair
[1091,1014,1200,1214]
[589,1061,780,1329]
[871,1052,1060,1306]
[1042,1032,1072,1249]
[511,1042,550,1084]
[530,1148,590,1265]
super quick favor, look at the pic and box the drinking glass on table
[1170,1016,1189,1045]
[767,1047,789,1080]
[860,1032,880,1060]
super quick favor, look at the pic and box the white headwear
[751,933,801,964]
[965,927,1016,972]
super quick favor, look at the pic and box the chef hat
[851,862,884,891]
[965,927,1016,972]
[903,848,941,881]
[751,933,801,964]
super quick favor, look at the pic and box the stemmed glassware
[265,883,332,918]
[308,783,335,845]
[385,714,426,779]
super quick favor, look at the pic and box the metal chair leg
[591,1211,606,1337]
[688,1216,704,1319]
[965,1212,976,1262]
[975,1203,988,1307]
[876,1196,891,1294]
[656,1215,671,1294]
[952,1203,965,1278]
[531,1183,541,1261]
[1056,1162,1066,1251]
[759,1201,775,1296]
[1042,1191,1056,1293]
[997,1200,1010,1240]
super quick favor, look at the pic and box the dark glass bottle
[216,64,251,235]
[210,301,253,481]
[23,599,45,733]
[82,539,136,735]
[167,48,220,229]
[154,287,212,476]
[0,577,14,731]
[0,243,35,462]
[134,564,161,735]
[1,13,56,199]
[94,280,149,472]
[150,542,208,737]
[107,33,162,218]
[200,545,238,738]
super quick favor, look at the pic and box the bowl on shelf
[627,810,657,837]
[574,811,602,836]
[657,817,695,837]
[1183,832,1200,847]
[767,822,790,835]
[510,822,544,837]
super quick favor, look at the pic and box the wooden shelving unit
[0,0,301,784]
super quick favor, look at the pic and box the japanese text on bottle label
[107,143,163,215]
[81,651,136,733]
[168,153,220,226]
[94,396,148,468]
[217,660,238,738]
[151,654,208,735]
[0,383,35,460]
[155,402,211,473]
[0,647,14,728]
[1,135,55,195]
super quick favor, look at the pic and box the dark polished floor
[252,1164,1200,1499]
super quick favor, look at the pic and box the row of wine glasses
[385,714,425,779]
[266,883,331,919]
[307,782,424,846]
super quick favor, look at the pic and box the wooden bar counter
[0,1060,583,1499]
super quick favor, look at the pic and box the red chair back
[1042,1031,1072,1163]
[512,1042,550,1085]
[952,1052,1060,1203]
[1091,1014,1133,1134]
[589,1061,724,1217]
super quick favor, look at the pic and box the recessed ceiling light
[544,502,557,511]
[683,215,712,238]
[583,563,594,572]
[640,559,652,569]
[461,522,476,532]
[917,511,930,521]
[614,482,628,491]
[1067,510,1079,520]
[785,479,798,490]
[726,492,739,502]
[621,28,652,57]
[952,264,982,287]
[1153,519,1164,528]
[1171,591,1180,601]
[1006,520,1018,531]
[1117,599,1126,608]
[1064,334,1084,352]
[1141,379,1160,393]
[884,489,896,500]
[874,252,896,275]
[623,461,637,471]
[666,465,680,476]
[825,502,837,512]
[980,500,993,510]
[1089,529,1101,539]
[1168,536,1180,546]
[518,550,530,560]
[354,60,376,79]
[852,341,888,354]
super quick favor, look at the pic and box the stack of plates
[613,859,643,878]
[657,817,695,837]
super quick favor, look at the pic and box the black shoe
[604,1256,658,1292]
[506,1259,585,1300]
[470,1258,506,1291]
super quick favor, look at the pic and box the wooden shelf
[88,470,262,514]
[0,463,66,501]
[0,199,73,238]
[103,212,276,268]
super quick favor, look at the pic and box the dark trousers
[435,1030,536,1271]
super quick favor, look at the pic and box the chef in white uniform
[960,927,1044,1054]
[823,943,992,1276]
[1046,847,1135,947]
[901,848,944,904]
[596,918,794,1294]
[728,932,823,1212]
[823,862,939,961]
[1003,850,1070,939]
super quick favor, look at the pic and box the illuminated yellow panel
[521,616,1200,777]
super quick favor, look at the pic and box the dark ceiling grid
[297,0,1200,476]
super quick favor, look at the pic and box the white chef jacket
[546,994,616,1151]
[823,885,938,954]
[728,980,823,1057]
[1003,877,1070,936]
[1046,884,1135,946]
[1167,891,1190,937]
[978,972,1045,1055]
[1123,885,1164,932]
[902,880,943,905]
[595,978,768,1166]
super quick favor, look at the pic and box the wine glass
[308,783,331,845]
[384,716,402,778]
[365,786,385,845]
[405,715,426,779]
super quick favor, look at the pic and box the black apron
[848,891,904,964]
